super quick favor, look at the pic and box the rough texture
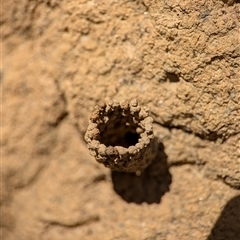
[85,99,157,172]
[58,0,240,188]
[2,0,240,239]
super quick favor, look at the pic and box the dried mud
[85,99,157,172]
[2,0,240,239]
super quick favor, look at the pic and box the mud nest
[84,99,157,172]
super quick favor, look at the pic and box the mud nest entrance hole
[98,111,140,148]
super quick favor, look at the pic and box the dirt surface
[1,0,240,239]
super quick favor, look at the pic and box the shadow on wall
[111,142,172,204]
[207,195,240,240]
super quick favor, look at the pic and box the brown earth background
[1,0,240,239]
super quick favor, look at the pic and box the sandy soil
[1,0,240,239]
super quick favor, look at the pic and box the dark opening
[166,72,179,82]
[98,113,140,148]
[221,0,240,5]
[124,131,139,146]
